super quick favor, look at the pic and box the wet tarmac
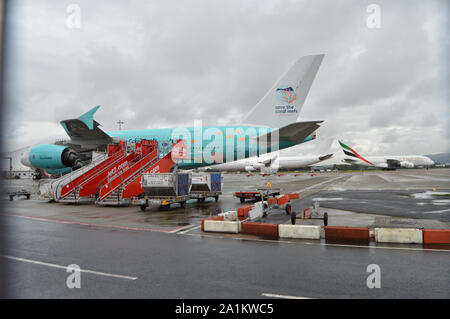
[1,168,449,298]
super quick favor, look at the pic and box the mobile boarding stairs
[38,139,182,205]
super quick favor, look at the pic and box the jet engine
[21,144,79,170]
[400,161,414,168]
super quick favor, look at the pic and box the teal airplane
[21,54,325,178]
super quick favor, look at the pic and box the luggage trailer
[189,172,222,203]
[136,172,191,211]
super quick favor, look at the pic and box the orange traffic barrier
[325,226,370,242]
[241,222,278,238]
[276,195,289,206]
[201,215,224,231]
[287,193,299,200]
[423,229,450,244]
[268,197,277,205]
[237,205,253,219]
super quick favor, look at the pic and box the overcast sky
[3,0,449,157]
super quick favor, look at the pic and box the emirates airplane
[339,141,434,169]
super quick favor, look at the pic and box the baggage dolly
[290,206,328,226]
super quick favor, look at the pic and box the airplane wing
[59,106,112,151]
[253,121,323,145]
[318,153,333,162]
[343,158,359,164]
[257,153,278,165]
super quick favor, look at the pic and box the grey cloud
[3,0,449,156]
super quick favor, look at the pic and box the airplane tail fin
[338,140,374,166]
[243,54,324,128]
[316,137,334,155]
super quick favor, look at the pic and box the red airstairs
[39,139,187,204]
[96,140,183,205]
[59,139,168,203]
[56,141,128,202]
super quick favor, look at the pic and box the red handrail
[98,149,159,200]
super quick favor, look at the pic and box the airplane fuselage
[107,126,314,169]
[345,155,434,168]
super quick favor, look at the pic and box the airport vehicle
[233,188,281,203]
[189,172,222,202]
[138,172,192,210]
[290,208,328,226]
[6,189,31,201]
[339,140,435,169]
[20,54,325,178]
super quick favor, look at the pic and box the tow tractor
[233,187,281,203]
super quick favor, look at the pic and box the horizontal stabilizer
[60,106,112,149]
[255,121,323,145]
[78,105,101,130]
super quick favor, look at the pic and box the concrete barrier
[219,211,237,221]
[325,226,370,242]
[241,222,278,238]
[201,215,224,231]
[423,229,450,244]
[279,224,320,239]
[203,220,241,233]
[374,228,423,244]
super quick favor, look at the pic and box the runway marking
[182,233,450,252]
[3,213,186,233]
[2,255,137,280]
[261,293,315,299]
[303,242,450,252]
[294,176,346,194]
[178,225,201,234]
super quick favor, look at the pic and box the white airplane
[199,140,334,174]
[339,140,434,169]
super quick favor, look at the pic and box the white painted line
[262,293,315,299]
[182,233,450,252]
[3,255,138,280]
[178,225,201,234]
[169,223,195,233]
[303,242,450,252]
[294,176,346,194]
